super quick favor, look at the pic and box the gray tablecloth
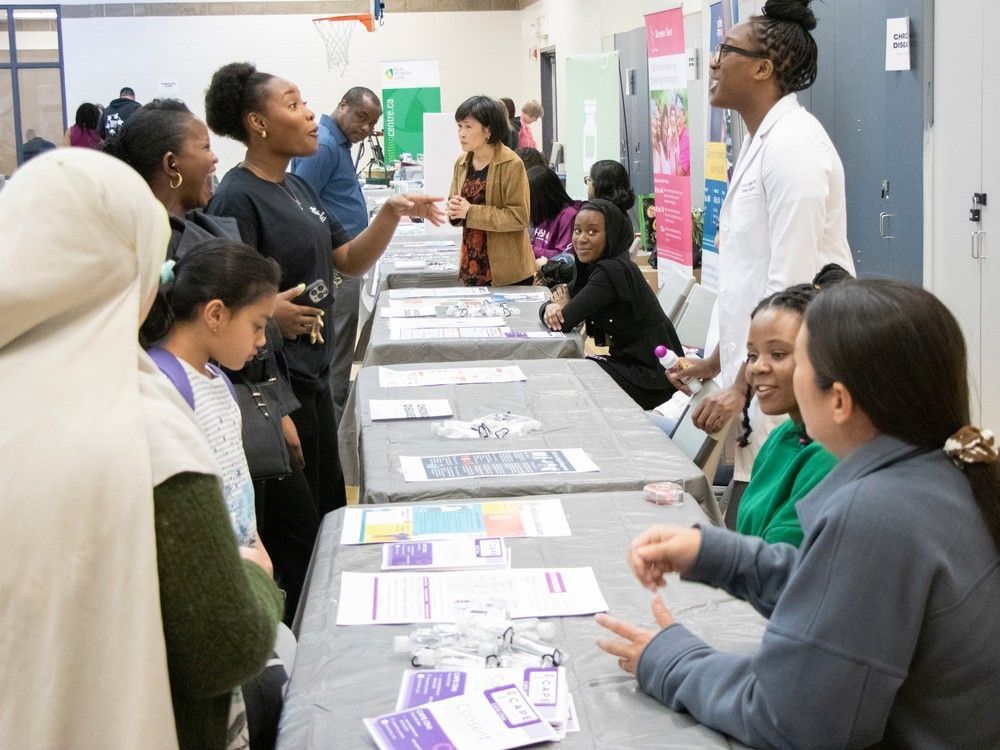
[377,243,460,292]
[277,492,764,749]
[361,286,583,368]
[357,225,463,355]
[353,359,715,515]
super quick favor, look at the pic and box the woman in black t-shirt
[204,62,443,520]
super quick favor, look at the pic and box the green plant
[691,207,704,252]
[691,207,704,269]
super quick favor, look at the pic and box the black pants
[255,475,317,624]
[589,356,676,411]
[328,274,361,426]
[288,376,347,516]
[256,377,346,623]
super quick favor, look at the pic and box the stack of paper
[400,240,457,248]
[380,304,438,318]
[338,498,571,546]
[381,537,510,571]
[365,682,557,750]
[389,286,490,299]
[368,399,453,421]
[491,291,548,303]
[336,567,608,625]
[399,448,599,482]
[394,667,578,738]
[377,366,527,388]
[389,317,508,330]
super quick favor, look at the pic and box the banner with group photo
[565,52,622,201]
[645,8,692,283]
[380,59,441,163]
[700,0,740,291]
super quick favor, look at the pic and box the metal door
[804,0,930,283]
[539,48,557,162]
[979,0,1000,428]
[613,26,653,199]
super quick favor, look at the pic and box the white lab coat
[716,93,855,479]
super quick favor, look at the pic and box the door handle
[879,212,895,240]
[971,230,986,260]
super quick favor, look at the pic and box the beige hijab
[0,149,219,748]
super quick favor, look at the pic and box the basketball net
[313,13,373,76]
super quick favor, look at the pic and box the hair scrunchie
[944,426,999,467]
[159,259,176,286]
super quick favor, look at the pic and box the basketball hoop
[313,13,374,76]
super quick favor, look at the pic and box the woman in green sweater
[0,149,282,749]
[734,266,850,545]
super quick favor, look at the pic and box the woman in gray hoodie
[597,279,1000,749]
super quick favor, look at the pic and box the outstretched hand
[387,193,446,225]
[594,594,675,675]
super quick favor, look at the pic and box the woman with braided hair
[597,280,1000,747]
[669,0,855,492]
[729,263,851,543]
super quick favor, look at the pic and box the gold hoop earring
[169,173,183,190]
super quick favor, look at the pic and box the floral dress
[459,162,491,285]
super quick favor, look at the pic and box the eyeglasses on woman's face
[712,43,769,66]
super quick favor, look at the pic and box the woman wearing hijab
[0,149,283,749]
[540,199,683,410]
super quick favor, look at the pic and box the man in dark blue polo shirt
[291,86,382,422]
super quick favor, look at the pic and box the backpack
[147,346,292,481]
[147,346,236,409]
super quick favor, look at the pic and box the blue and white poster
[700,0,739,291]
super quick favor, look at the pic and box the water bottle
[655,345,702,393]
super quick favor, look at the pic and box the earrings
[259,129,267,140]
[169,173,183,190]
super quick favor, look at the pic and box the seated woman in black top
[540,199,683,410]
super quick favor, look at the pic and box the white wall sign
[686,48,699,80]
[157,79,179,95]
[885,17,911,71]
[422,112,457,202]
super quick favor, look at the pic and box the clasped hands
[594,525,701,675]
[446,194,471,221]
[542,284,570,331]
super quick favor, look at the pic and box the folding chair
[670,379,732,524]
[627,236,643,261]
[656,266,696,324]
[673,283,717,351]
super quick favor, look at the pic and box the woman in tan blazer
[447,96,536,287]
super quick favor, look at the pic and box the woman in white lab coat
[670,0,855,494]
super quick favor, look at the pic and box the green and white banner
[565,53,622,200]
[380,59,441,163]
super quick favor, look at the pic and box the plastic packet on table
[643,481,685,506]
[432,413,542,440]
